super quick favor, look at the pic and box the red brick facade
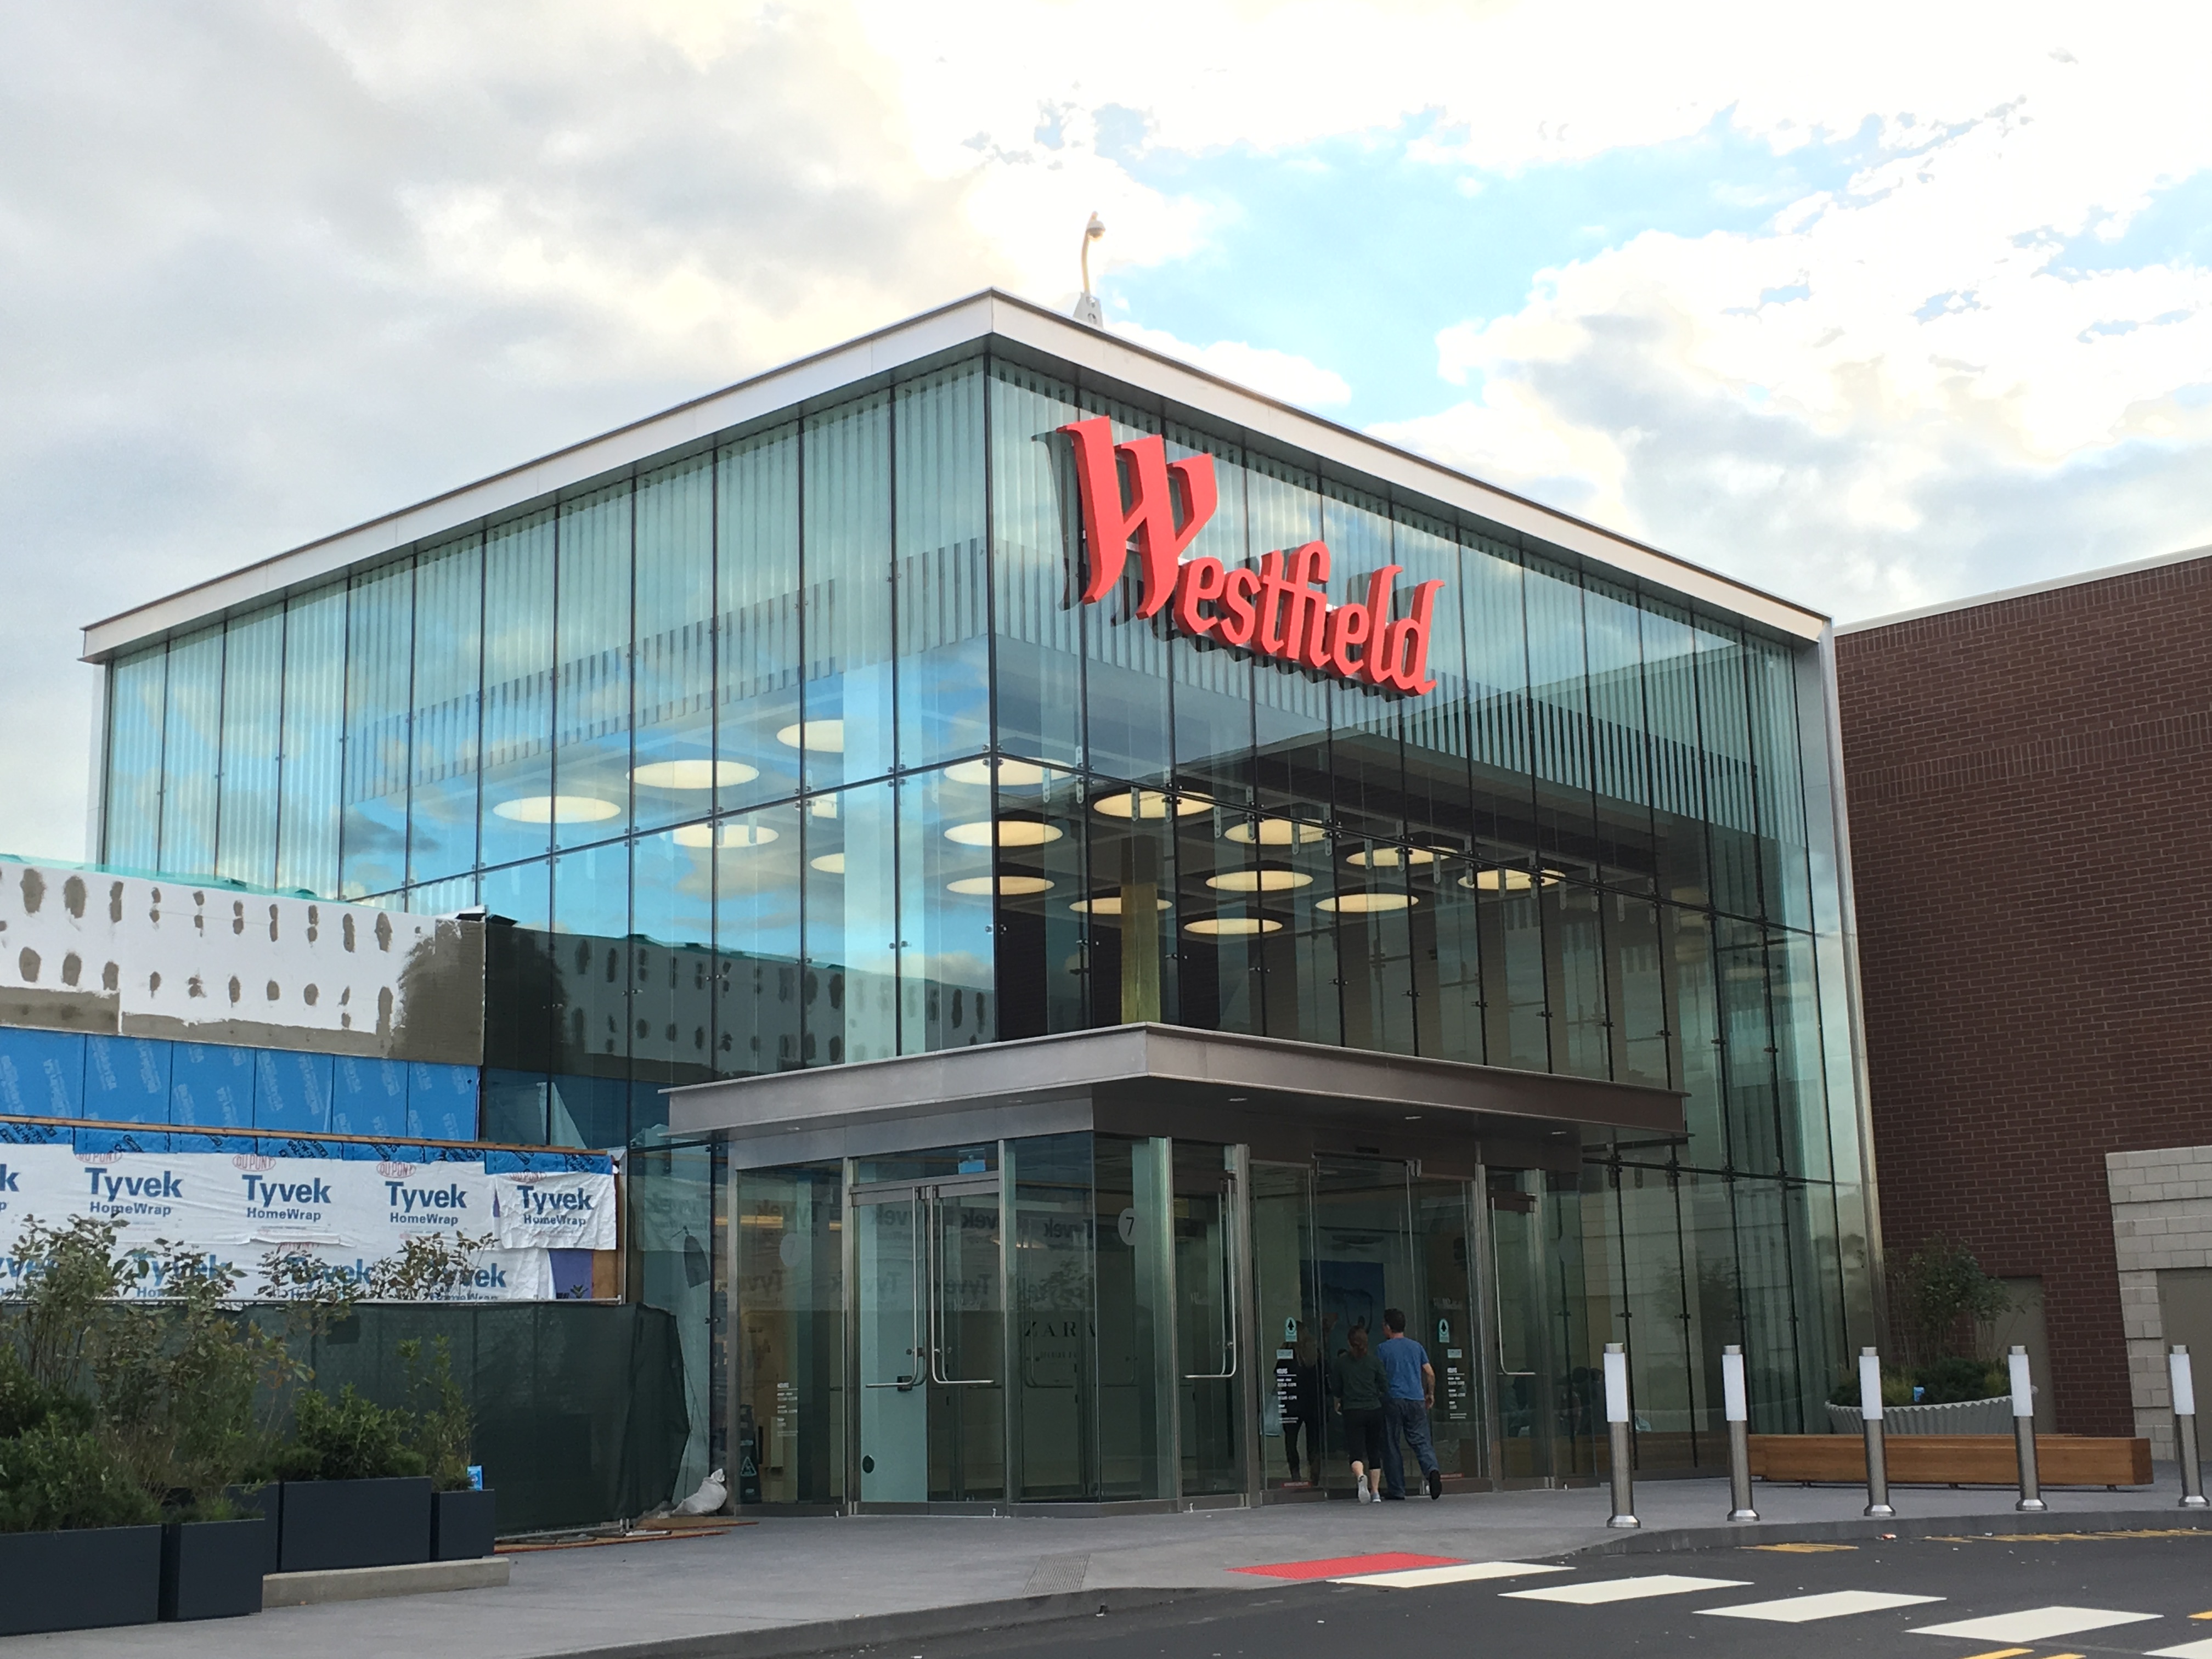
[1836,553,2212,1435]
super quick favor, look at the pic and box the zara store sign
[1058,418,1443,695]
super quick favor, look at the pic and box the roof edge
[1838,542,2212,636]
[84,287,1829,661]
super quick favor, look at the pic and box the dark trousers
[1339,1407,1386,1475]
[1283,1417,1320,1478]
[1382,1398,1440,1497]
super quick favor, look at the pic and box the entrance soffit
[667,1023,1683,1153]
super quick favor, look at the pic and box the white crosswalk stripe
[1503,1575,1750,1606]
[1908,1606,2164,1641]
[1331,1561,1570,1589]
[2146,1640,2212,1659]
[1698,1590,1946,1623]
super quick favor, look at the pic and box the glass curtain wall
[98,348,1869,1431]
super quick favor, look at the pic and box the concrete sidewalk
[25,1477,2212,1659]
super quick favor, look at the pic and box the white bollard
[1604,1342,1638,1529]
[1859,1347,1894,1519]
[2175,1346,2207,1510]
[1723,1344,1757,1521]
[2009,1346,2045,1512]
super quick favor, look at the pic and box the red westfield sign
[1058,417,1442,695]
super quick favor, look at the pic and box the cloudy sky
[4,1,2208,863]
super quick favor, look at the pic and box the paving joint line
[1570,1508,2212,1558]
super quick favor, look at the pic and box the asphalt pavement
[865,1530,2212,1659]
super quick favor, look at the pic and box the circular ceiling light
[944,820,1063,848]
[1345,847,1440,869]
[1459,867,1565,893]
[1317,892,1418,913]
[633,759,758,790]
[1224,817,1327,846]
[945,757,1054,787]
[774,720,845,753]
[947,875,1055,896]
[810,853,847,875]
[671,823,780,850]
[1185,916,1284,937]
[1069,893,1172,916]
[1204,869,1312,893]
[493,795,620,825]
[1092,789,1213,820]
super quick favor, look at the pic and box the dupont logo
[1058,416,1443,695]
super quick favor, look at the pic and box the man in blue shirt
[1376,1307,1441,1500]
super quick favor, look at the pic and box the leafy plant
[1891,1235,2016,1368]
[93,1242,301,1506]
[0,1423,159,1533]
[1916,1356,2007,1404]
[400,1337,475,1492]
[274,1386,426,1483]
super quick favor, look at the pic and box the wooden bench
[1748,1434,2151,1487]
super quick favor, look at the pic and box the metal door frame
[842,1160,1009,1512]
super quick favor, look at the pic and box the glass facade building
[88,296,1874,1509]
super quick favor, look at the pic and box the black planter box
[161,1517,267,1621]
[276,1476,433,1572]
[431,1489,498,1560]
[224,1482,283,1577]
[0,1525,161,1635]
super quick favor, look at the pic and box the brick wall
[1836,553,2212,1435]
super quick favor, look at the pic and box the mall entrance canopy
[670,1025,1683,1513]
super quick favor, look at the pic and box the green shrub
[0,1346,94,1441]
[0,1423,159,1533]
[1916,1356,2007,1404]
[1828,1356,2008,1407]
[275,1386,425,1483]
[400,1338,475,1493]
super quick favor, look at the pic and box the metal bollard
[1859,1347,1895,1519]
[2175,1345,2208,1510]
[2008,1346,2045,1512]
[1722,1344,1758,1521]
[1604,1342,1638,1528]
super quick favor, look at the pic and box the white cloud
[1111,321,1351,409]
[1376,79,2212,617]
[4,0,2212,868]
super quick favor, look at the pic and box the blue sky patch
[1107,110,1872,425]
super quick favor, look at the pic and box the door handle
[1183,1172,1238,1381]
[928,1185,997,1387]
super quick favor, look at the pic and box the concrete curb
[1570,1506,2212,1557]
[514,1587,1241,1659]
[263,1556,511,1605]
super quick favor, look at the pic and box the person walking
[1377,1307,1442,1500]
[1275,1323,1324,1485]
[1329,1323,1388,1504]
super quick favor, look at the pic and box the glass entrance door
[1487,1169,1555,1480]
[853,1174,1005,1503]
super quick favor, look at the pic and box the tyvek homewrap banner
[0,1147,558,1301]
[489,1168,618,1250]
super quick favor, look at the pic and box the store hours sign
[1058,417,1444,695]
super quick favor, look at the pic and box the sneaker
[1356,1483,1372,1504]
[1381,1491,1406,1500]
[1426,1469,1442,1500]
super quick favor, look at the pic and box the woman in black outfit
[1276,1325,1324,1483]
[1330,1324,1389,1503]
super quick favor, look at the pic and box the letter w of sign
[1058,417,1218,618]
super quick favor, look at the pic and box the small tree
[1892,1234,2015,1369]
[255,1232,487,1489]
